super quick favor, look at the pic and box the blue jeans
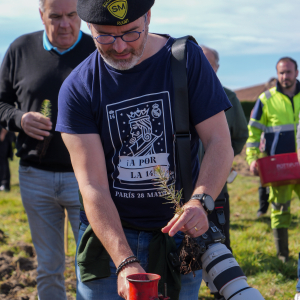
[76,222,202,300]
[19,166,80,300]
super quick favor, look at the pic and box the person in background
[256,132,270,218]
[56,1,234,299]
[294,116,300,300]
[247,57,300,263]
[0,126,15,191]
[0,0,95,298]
[201,46,248,252]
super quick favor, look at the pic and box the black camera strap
[171,36,198,203]
[171,37,227,229]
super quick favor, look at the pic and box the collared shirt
[277,80,300,100]
[43,30,83,55]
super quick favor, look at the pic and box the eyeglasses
[93,15,147,45]
[93,29,145,45]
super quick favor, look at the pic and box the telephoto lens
[201,243,265,300]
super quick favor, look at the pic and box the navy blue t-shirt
[56,36,231,229]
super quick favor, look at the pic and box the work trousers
[19,166,80,300]
[269,184,300,229]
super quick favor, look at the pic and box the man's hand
[250,160,259,176]
[0,128,7,142]
[21,112,52,140]
[161,200,209,238]
[297,148,300,163]
[117,262,146,299]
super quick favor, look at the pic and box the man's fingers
[21,112,52,130]
[36,115,52,125]
[29,121,52,132]
[181,214,201,231]
[28,118,52,130]
[163,205,209,237]
[26,125,51,137]
[21,112,53,140]
[163,209,198,236]
[161,214,180,234]
[168,210,195,237]
[184,220,209,237]
[250,160,259,176]
[24,125,51,140]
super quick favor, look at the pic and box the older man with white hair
[0,0,95,298]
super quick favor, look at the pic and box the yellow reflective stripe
[271,201,291,212]
[246,142,260,148]
[265,124,295,133]
[249,120,266,131]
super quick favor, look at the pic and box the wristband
[116,257,140,276]
[118,255,136,267]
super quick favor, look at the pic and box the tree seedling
[36,99,53,161]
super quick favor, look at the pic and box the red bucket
[127,273,161,300]
[257,153,300,187]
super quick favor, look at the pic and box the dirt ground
[0,150,251,299]
[0,237,76,300]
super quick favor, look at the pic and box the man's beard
[280,79,295,89]
[97,25,149,71]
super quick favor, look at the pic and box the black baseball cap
[77,0,155,26]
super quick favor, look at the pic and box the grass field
[0,155,299,299]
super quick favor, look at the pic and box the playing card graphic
[127,107,163,157]
[106,92,175,191]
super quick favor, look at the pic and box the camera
[169,221,265,300]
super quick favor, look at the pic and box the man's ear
[39,8,45,25]
[147,10,151,25]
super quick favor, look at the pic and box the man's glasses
[93,29,145,45]
[93,15,147,45]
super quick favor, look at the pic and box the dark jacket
[0,31,95,171]
[199,87,248,193]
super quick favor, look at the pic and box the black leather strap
[171,36,198,203]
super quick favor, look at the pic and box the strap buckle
[214,199,226,226]
[173,132,191,141]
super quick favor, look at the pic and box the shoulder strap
[171,36,198,203]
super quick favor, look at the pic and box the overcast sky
[0,0,299,89]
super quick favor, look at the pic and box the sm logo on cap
[108,0,128,20]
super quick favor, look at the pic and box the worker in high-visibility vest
[246,57,300,263]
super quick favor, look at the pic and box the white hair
[39,0,45,12]
[201,45,220,66]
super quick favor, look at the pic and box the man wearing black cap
[56,1,234,299]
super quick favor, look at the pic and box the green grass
[1,156,299,299]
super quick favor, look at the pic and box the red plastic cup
[126,273,161,300]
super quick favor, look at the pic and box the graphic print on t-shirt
[106,91,175,191]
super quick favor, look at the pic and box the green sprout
[40,99,52,119]
[153,166,185,216]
